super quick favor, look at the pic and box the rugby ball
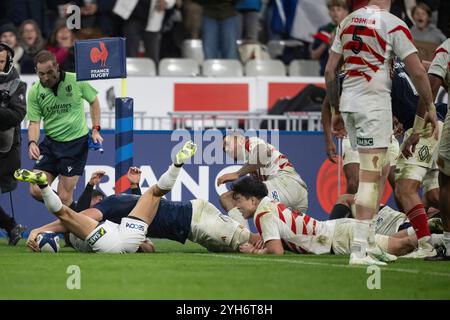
[36,232,60,253]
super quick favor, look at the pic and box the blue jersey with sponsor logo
[93,194,192,243]
[391,59,447,130]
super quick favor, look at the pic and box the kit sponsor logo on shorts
[87,227,107,246]
[357,137,374,146]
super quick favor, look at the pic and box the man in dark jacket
[0,42,27,245]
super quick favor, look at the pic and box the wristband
[411,115,426,134]
[428,102,436,113]
[92,125,101,132]
[28,140,37,147]
[330,106,336,116]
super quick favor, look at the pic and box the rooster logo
[90,41,109,67]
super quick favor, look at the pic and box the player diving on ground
[18,141,259,253]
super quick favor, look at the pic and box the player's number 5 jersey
[331,5,417,112]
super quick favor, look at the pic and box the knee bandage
[359,151,388,174]
[355,151,388,210]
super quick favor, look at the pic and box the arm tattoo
[326,73,340,109]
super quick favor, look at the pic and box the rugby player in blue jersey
[21,141,258,253]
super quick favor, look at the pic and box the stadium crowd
[0,0,449,75]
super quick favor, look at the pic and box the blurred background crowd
[0,0,449,76]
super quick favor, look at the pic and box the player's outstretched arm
[240,239,284,255]
[27,220,68,252]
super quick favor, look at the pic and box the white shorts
[330,218,396,254]
[374,206,409,236]
[342,136,399,166]
[188,199,249,252]
[264,175,308,212]
[85,217,148,253]
[396,122,443,190]
[342,110,393,149]
[438,105,450,176]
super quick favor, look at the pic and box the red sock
[406,203,430,239]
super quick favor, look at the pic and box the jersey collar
[50,70,66,96]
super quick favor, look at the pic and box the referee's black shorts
[33,134,88,177]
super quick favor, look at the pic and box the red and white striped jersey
[245,137,303,183]
[331,5,417,112]
[428,39,450,97]
[253,197,335,254]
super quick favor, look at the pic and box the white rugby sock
[351,220,371,258]
[157,164,181,190]
[40,186,63,213]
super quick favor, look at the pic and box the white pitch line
[196,253,450,278]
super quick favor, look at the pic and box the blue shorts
[33,134,88,177]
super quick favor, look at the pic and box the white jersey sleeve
[248,141,271,166]
[255,210,281,243]
[388,21,417,60]
[428,39,450,82]
[331,23,343,54]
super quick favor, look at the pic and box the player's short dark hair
[34,50,57,66]
[412,3,432,18]
[231,176,268,200]
[92,189,105,199]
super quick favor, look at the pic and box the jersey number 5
[351,26,365,54]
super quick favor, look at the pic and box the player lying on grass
[233,177,421,265]
[23,143,259,253]
[329,193,445,252]
[15,141,201,253]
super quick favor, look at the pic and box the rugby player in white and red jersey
[217,131,308,225]
[324,0,438,265]
[233,177,418,263]
[404,38,450,261]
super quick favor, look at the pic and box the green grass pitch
[1,238,450,299]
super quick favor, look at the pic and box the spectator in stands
[311,0,349,76]
[195,0,240,60]
[410,3,447,44]
[114,0,176,64]
[237,0,262,43]
[436,0,450,38]
[289,0,331,60]
[160,0,185,60]
[18,20,47,60]
[0,23,34,74]
[0,1,11,26]
[183,0,203,39]
[46,1,119,36]
[9,0,50,38]
[390,0,415,27]
[46,20,75,72]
